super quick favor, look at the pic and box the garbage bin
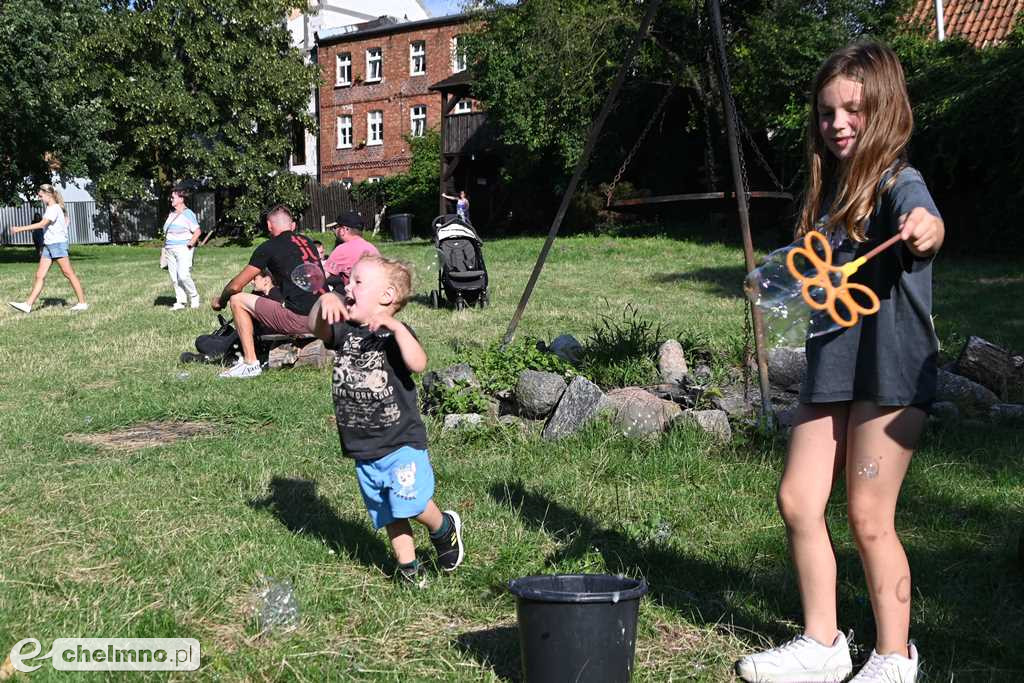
[389,213,413,242]
[508,574,647,682]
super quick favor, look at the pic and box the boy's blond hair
[357,254,412,312]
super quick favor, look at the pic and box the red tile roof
[907,0,1022,47]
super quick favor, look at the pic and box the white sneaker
[190,298,201,309]
[70,302,89,312]
[8,301,31,314]
[849,642,918,682]
[170,302,186,311]
[219,361,262,379]
[736,631,853,683]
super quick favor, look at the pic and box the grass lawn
[0,229,1022,681]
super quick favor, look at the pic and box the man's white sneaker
[8,302,31,313]
[190,298,201,309]
[736,630,853,683]
[849,642,918,682]
[170,302,186,311]
[69,302,89,312]
[219,361,262,379]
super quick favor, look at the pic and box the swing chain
[738,117,795,192]
[605,80,678,208]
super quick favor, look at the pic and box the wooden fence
[299,180,380,233]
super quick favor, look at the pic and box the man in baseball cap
[323,211,380,288]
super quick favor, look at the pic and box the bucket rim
[507,573,648,604]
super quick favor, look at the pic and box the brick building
[315,14,478,186]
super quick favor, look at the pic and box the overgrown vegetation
[579,304,665,389]
[468,336,578,395]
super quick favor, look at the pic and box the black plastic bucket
[389,213,413,241]
[508,574,648,682]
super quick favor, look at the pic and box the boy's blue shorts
[354,446,435,529]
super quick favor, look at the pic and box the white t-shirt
[43,204,69,245]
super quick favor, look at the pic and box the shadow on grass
[454,625,521,682]
[0,247,100,263]
[248,477,391,571]
[153,295,177,307]
[486,480,795,643]
[649,265,748,299]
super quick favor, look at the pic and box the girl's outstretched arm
[898,208,944,257]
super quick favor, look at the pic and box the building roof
[316,12,472,46]
[429,68,472,93]
[907,0,1022,47]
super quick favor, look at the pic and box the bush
[423,380,491,417]
[351,130,440,237]
[579,304,663,388]
[468,336,578,395]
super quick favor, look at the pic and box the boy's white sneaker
[170,302,186,311]
[219,361,262,379]
[849,643,918,682]
[70,302,89,312]
[8,301,31,313]
[736,630,853,683]
[190,298,201,309]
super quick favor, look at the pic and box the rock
[646,383,692,406]
[767,347,806,388]
[294,339,328,368]
[422,363,480,394]
[990,403,1024,424]
[688,364,713,387]
[546,334,584,365]
[542,376,609,440]
[443,413,483,431]
[498,414,530,434]
[268,344,298,369]
[605,387,683,438]
[675,409,732,442]
[515,370,567,418]
[929,401,960,423]
[712,384,758,417]
[657,339,688,385]
[936,369,999,414]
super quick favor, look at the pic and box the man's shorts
[354,446,435,528]
[42,242,69,259]
[252,296,309,335]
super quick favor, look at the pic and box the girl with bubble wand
[736,42,944,683]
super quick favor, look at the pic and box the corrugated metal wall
[0,193,215,246]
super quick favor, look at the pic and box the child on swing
[736,42,944,683]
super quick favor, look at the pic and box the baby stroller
[429,214,489,310]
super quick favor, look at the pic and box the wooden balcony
[443,111,498,156]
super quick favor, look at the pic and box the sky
[424,0,465,16]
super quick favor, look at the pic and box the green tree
[81,0,318,234]
[0,0,112,203]
[353,129,440,235]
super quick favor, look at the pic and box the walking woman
[162,187,202,310]
[8,184,88,313]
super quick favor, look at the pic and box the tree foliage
[80,0,318,232]
[352,130,440,235]
[0,0,112,203]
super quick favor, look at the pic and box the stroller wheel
[455,296,467,311]
[430,290,440,309]
[479,292,489,309]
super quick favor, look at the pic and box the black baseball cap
[327,211,365,230]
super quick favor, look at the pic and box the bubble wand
[786,230,903,328]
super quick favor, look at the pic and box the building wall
[317,18,475,185]
[286,1,431,178]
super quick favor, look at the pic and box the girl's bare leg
[778,402,850,645]
[25,258,53,306]
[845,401,924,657]
[55,257,86,303]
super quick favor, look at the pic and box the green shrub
[423,380,491,417]
[468,336,578,395]
[579,304,663,388]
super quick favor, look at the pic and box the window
[410,105,427,137]
[410,41,426,75]
[368,177,382,184]
[451,35,467,73]
[454,99,471,114]
[367,110,383,145]
[365,47,382,82]
[291,121,306,165]
[335,52,351,86]
[336,115,352,149]
[342,178,353,189]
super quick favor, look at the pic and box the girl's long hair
[797,41,913,242]
[38,184,68,218]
